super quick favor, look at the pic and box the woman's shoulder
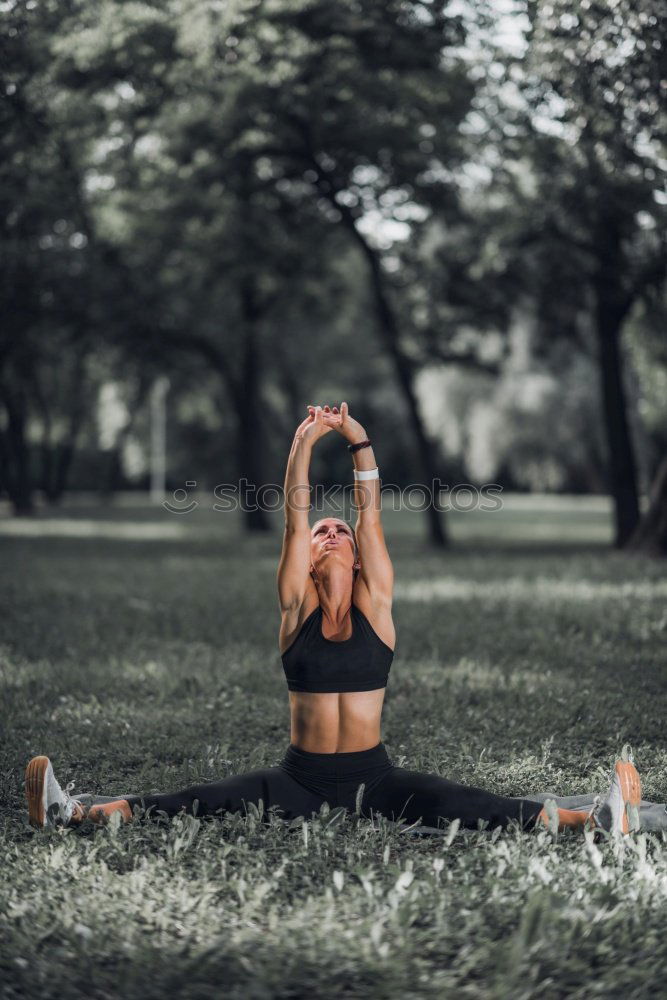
[352,578,395,652]
[278,584,320,656]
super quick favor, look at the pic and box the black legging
[122,743,544,831]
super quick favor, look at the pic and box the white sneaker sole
[614,760,641,834]
[25,756,50,828]
[600,760,642,835]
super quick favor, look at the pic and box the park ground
[1,494,667,999]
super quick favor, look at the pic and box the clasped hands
[295,402,367,447]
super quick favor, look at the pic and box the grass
[1,494,667,999]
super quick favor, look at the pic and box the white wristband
[353,467,379,481]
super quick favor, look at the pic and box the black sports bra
[281,604,394,694]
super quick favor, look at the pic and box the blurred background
[1,0,665,552]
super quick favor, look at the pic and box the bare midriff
[288,689,386,753]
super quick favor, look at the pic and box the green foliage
[2,0,665,540]
[1,499,667,996]
[504,0,667,332]
[44,0,479,359]
[1,0,483,515]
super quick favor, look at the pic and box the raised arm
[313,402,394,610]
[277,407,330,617]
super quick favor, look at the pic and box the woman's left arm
[313,402,394,610]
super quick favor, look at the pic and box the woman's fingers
[307,403,337,418]
[304,403,343,433]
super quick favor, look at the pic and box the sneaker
[593,756,642,836]
[25,756,83,828]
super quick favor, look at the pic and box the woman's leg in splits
[84,765,592,831]
[86,767,325,824]
[28,752,640,834]
[361,767,590,833]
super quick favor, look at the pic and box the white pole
[150,376,170,504]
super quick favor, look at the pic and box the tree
[514,0,667,546]
[627,304,667,554]
[0,0,108,511]
[630,455,667,555]
[51,0,485,543]
[249,0,482,545]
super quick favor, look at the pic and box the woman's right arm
[277,407,328,615]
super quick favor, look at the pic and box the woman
[25,403,642,837]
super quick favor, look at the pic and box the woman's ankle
[538,804,588,832]
[88,800,132,824]
[69,801,87,824]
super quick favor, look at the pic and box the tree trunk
[160,322,271,532]
[45,351,88,504]
[235,282,271,533]
[39,422,54,502]
[43,406,83,505]
[101,445,125,501]
[594,295,641,547]
[275,346,304,435]
[0,391,34,514]
[354,234,448,548]
[49,430,80,505]
[627,455,667,556]
[310,164,448,548]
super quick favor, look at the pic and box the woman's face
[310,518,358,577]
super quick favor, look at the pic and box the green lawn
[1,495,667,999]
